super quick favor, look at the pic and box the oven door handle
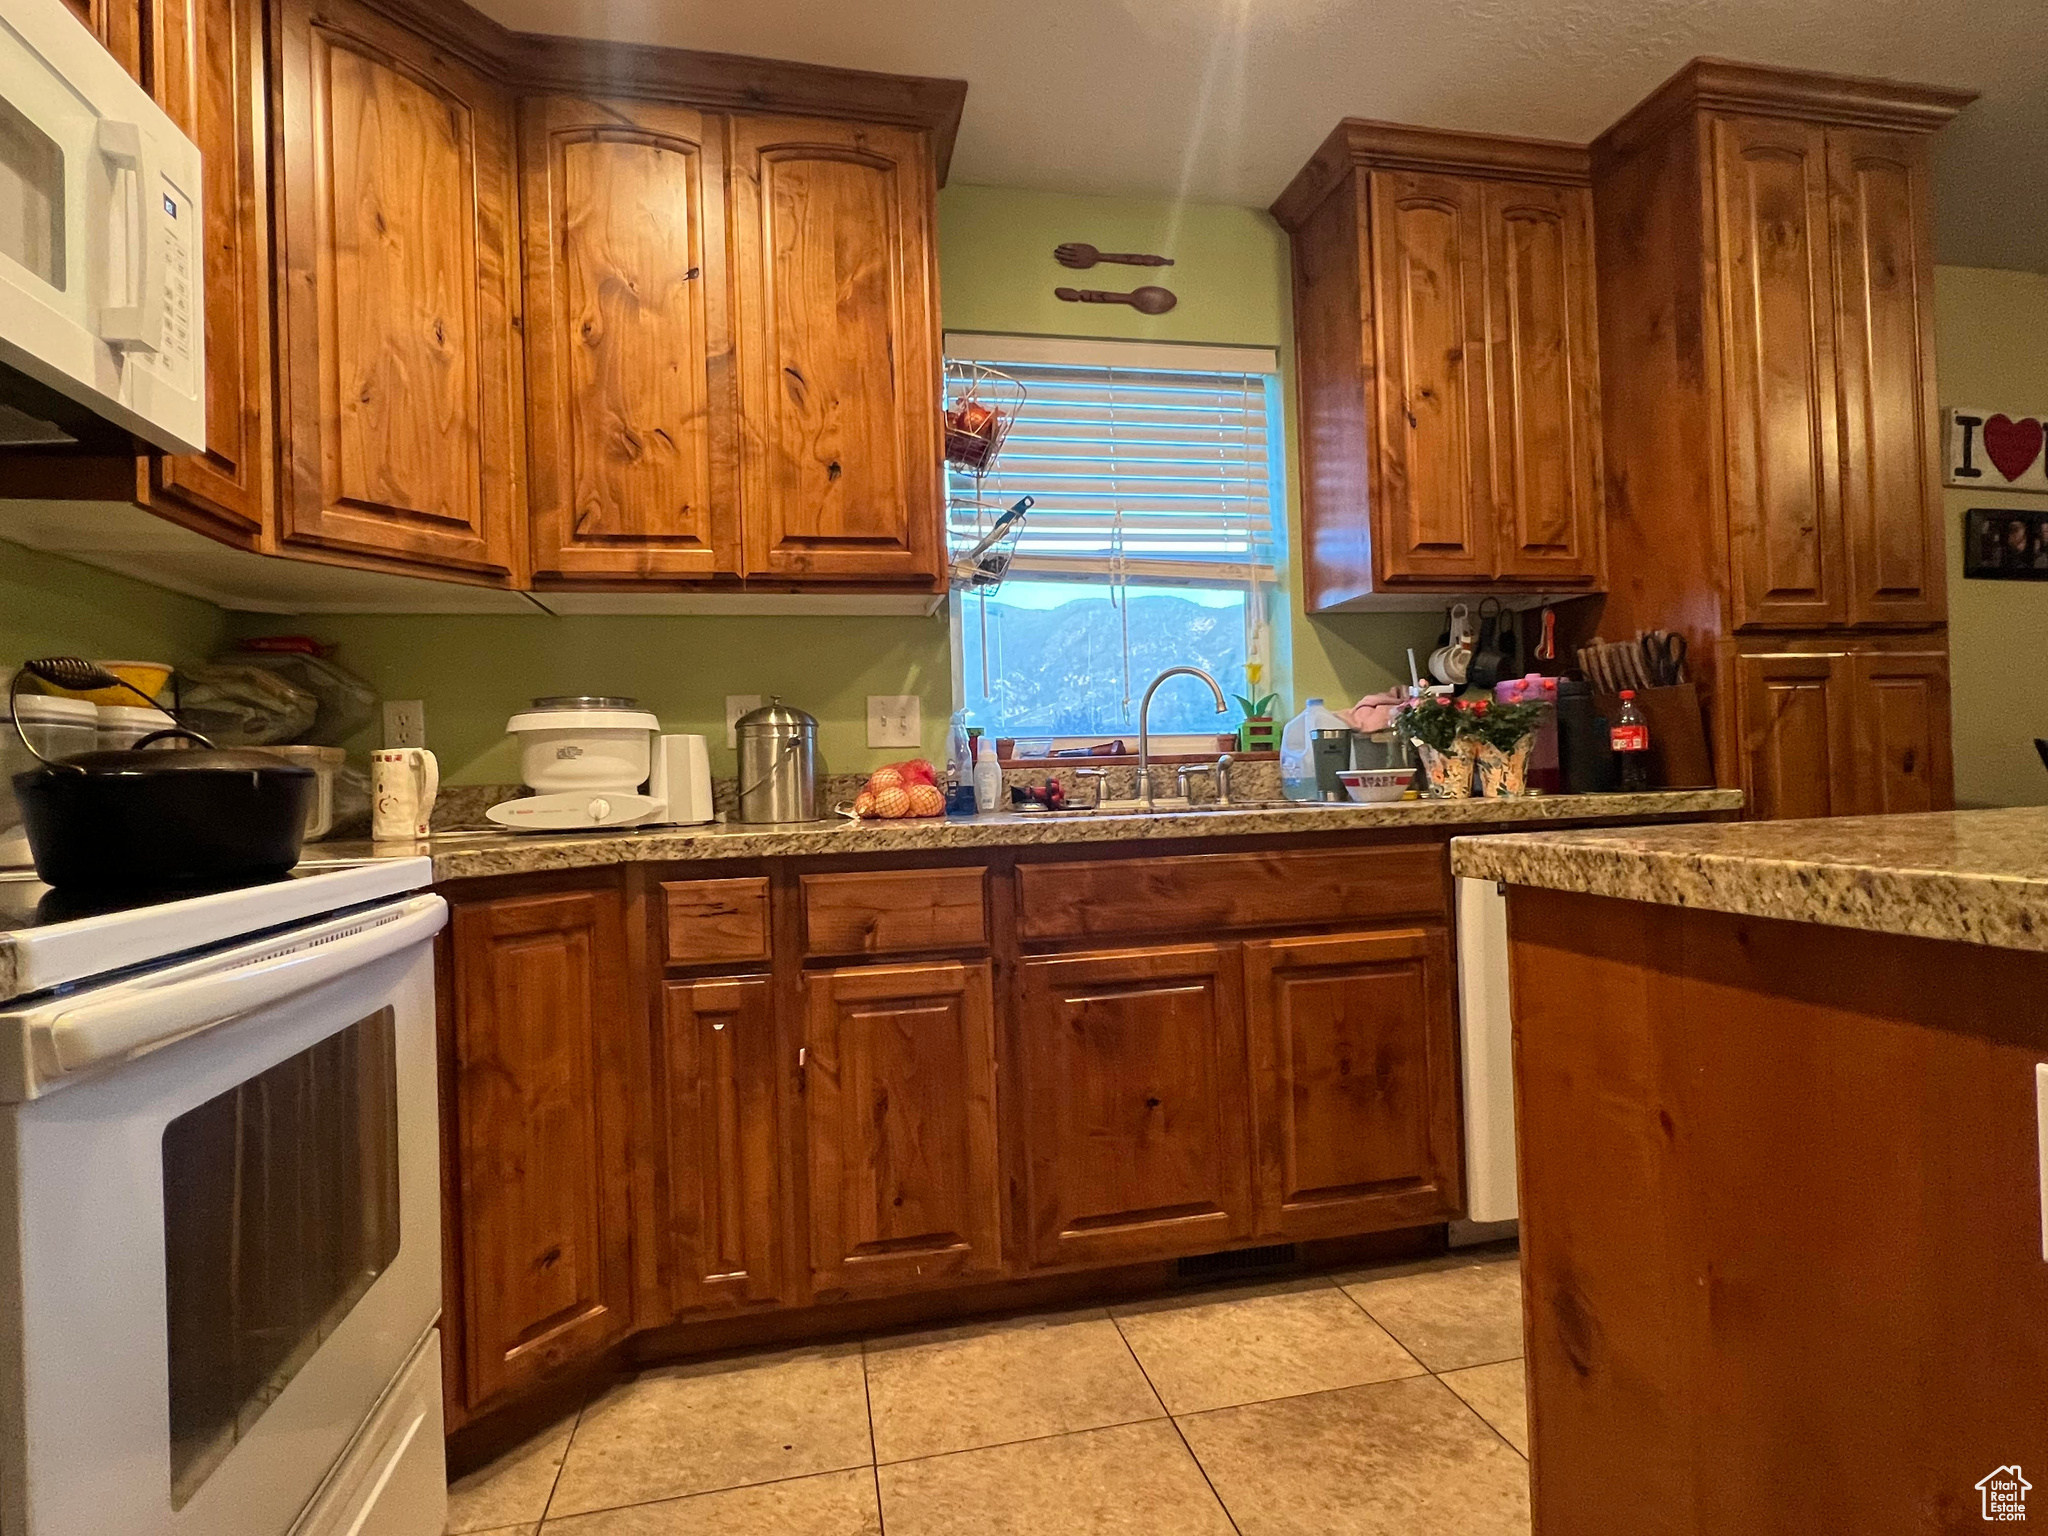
[42,895,448,1076]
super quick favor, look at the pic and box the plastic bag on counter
[226,638,376,746]
[327,762,372,839]
[172,663,318,745]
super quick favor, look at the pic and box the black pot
[14,747,315,890]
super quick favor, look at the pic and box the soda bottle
[1611,689,1650,791]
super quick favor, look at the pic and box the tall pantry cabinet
[1589,61,1972,818]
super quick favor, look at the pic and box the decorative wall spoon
[1055,243,1175,270]
[1054,285,1178,315]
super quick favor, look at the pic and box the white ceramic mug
[371,747,439,840]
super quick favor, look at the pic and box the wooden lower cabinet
[447,887,633,1409]
[1017,945,1255,1268]
[1243,929,1461,1240]
[665,976,784,1310]
[803,960,1003,1296]
[1733,642,1952,819]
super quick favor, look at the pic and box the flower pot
[1415,739,1476,798]
[1239,716,1277,753]
[1475,734,1536,797]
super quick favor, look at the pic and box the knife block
[1594,683,1712,789]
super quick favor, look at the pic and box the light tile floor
[447,1245,1528,1536]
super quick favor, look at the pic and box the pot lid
[26,747,315,777]
[736,696,817,733]
[529,695,640,711]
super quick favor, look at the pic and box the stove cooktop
[0,856,434,1004]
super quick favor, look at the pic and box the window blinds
[946,353,1279,587]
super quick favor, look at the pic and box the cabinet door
[1712,116,1845,629]
[1483,181,1603,587]
[1244,929,1461,1240]
[803,961,1002,1296]
[1827,128,1946,627]
[145,0,271,543]
[1849,649,1952,815]
[1370,171,1493,583]
[273,0,521,580]
[731,115,943,585]
[449,888,633,1406]
[1733,650,1857,821]
[59,0,141,79]
[665,977,784,1310]
[522,97,740,582]
[1017,945,1254,1269]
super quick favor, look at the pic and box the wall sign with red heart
[1946,407,2048,492]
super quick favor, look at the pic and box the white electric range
[0,857,449,1536]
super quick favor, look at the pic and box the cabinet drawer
[663,878,771,966]
[1016,846,1446,944]
[802,868,988,957]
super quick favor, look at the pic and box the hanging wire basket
[942,359,1025,476]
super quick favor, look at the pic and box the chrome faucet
[1134,666,1228,810]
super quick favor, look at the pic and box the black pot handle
[133,725,221,751]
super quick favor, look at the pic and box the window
[948,336,1282,737]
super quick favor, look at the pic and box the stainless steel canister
[734,697,819,823]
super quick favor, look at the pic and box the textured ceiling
[477,0,2047,272]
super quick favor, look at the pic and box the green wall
[4,183,1441,784]
[0,539,228,676]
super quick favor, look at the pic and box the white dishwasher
[1455,876,1518,1227]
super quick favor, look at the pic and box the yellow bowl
[69,659,174,707]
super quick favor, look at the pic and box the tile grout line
[871,1410,1173,1472]
[530,1388,590,1531]
[1433,1354,1530,1463]
[1107,1310,1246,1536]
[860,1337,886,1535]
[533,1458,881,1527]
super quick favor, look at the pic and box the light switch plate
[868,694,922,749]
[383,699,425,749]
[725,694,764,749]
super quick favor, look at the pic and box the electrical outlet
[725,694,764,749]
[867,694,922,749]
[383,699,426,749]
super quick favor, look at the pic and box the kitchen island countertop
[1451,806,2048,952]
[320,787,1741,883]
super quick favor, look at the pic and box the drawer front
[663,878,771,966]
[802,868,988,957]
[1015,846,1447,944]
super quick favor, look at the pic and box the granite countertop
[1451,807,2048,953]
[321,789,1741,882]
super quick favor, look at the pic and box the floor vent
[1176,1243,1298,1280]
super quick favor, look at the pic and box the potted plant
[1395,693,1478,798]
[1234,687,1279,754]
[1465,698,1549,797]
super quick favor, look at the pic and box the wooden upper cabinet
[1712,115,1844,629]
[145,0,272,544]
[1483,181,1603,586]
[1848,648,1952,814]
[1370,171,1492,584]
[1017,944,1254,1269]
[730,115,943,585]
[803,961,1002,1296]
[1827,128,1946,627]
[60,0,141,78]
[1243,928,1461,1241]
[665,976,785,1312]
[1275,122,1602,605]
[449,887,633,1407]
[522,97,740,583]
[272,0,523,581]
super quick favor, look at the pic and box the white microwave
[0,0,203,454]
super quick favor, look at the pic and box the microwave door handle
[39,895,447,1077]
[93,119,164,353]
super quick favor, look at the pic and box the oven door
[0,0,203,451]
[0,894,446,1536]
